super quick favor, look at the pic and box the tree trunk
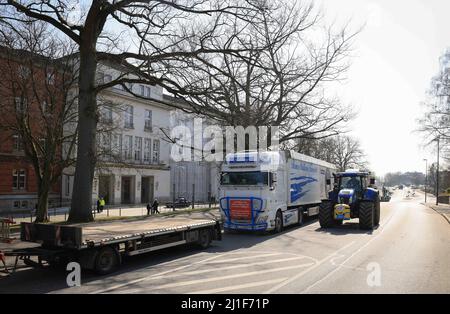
[68,46,98,223]
[35,184,50,223]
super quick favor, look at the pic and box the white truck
[219,151,336,232]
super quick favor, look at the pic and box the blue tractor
[319,170,380,230]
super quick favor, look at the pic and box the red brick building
[0,47,62,213]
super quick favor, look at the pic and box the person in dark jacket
[146,203,152,216]
[152,199,160,214]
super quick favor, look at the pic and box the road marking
[188,278,289,294]
[201,253,282,264]
[300,207,398,293]
[91,252,229,294]
[264,241,356,294]
[142,263,316,291]
[149,258,315,280]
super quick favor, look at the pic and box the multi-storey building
[0,47,62,212]
[62,62,172,206]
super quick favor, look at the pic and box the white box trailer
[219,151,336,232]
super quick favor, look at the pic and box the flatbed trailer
[5,216,222,274]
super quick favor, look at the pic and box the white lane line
[301,208,398,293]
[188,278,289,294]
[145,263,316,291]
[202,253,282,264]
[149,258,315,281]
[91,252,229,294]
[264,241,356,294]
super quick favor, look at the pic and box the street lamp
[423,159,428,204]
[435,137,440,206]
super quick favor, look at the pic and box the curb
[422,203,450,225]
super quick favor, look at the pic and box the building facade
[62,63,172,206]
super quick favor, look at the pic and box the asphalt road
[1,191,449,294]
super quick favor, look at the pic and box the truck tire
[319,201,334,228]
[359,202,375,230]
[274,210,283,233]
[374,196,381,226]
[95,246,120,275]
[297,208,304,226]
[197,229,211,249]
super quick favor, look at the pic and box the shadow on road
[314,221,378,236]
[0,216,319,293]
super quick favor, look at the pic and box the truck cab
[219,151,285,232]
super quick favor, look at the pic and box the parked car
[165,197,191,208]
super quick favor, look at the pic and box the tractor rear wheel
[374,196,381,226]
[319,201,334,228]
[359,202,375,230]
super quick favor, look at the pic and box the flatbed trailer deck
[5,216,222,274]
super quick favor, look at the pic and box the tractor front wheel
[359,202,375,230]
[319,201,334,228]
[374,196,381,226]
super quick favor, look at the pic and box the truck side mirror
[326,179,331,185]
[370,178,376,185]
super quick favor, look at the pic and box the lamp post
[423,159,428,204]
[435,137,440,206]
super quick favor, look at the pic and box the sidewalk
[425,202,450,224]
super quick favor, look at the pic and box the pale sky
[317,0,449,176]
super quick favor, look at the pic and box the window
[100,133,112,159]
[134,137,142,162]
[18,65,30,79]
[12,134,23,152]
[13,201,20,209]
[65,175,71,197]
[47,71,55,85]
[101,106,113,124]
[13,169,26,190]
[124,105,134,128]
[152,139,160,164]
[112,134,122,159]
[145,110,152,131]
[140,85,145,96]
[123,135,133,160]
[104,74,112,83]
[21,201,29,209]
[15,97,28,113]
[146,86,151,98]
[144,138,151,163]
[220,172,269,186]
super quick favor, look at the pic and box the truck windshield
[221,172,269,186]
[340,176,362,192]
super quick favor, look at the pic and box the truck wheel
[319,201,334,228]
[197,229,211,249]
[359,202,375,230]
[374,197,381,226]
[297,209,304,226]
[274,210,283,233]
[95,246,120,275]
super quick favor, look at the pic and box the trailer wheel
[274,210,283,233]
[297,208,304,226]
[359,202,375,230]
[95,246,120,275]
[197,229,212,249]
[319,201,334,228]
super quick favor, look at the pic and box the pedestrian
[99,197,105,213]
[146,203,151,216]
[96,198,101,213]
[152,198,160,214]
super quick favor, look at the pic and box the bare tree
[418,51,450,160]
[0,22,78,222]
[168,1,357,146]
[297,135,367,172]
[0,0,275,222]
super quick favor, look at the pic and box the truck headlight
[252,199,263,211]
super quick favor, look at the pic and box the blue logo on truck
[290,176,317,203]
